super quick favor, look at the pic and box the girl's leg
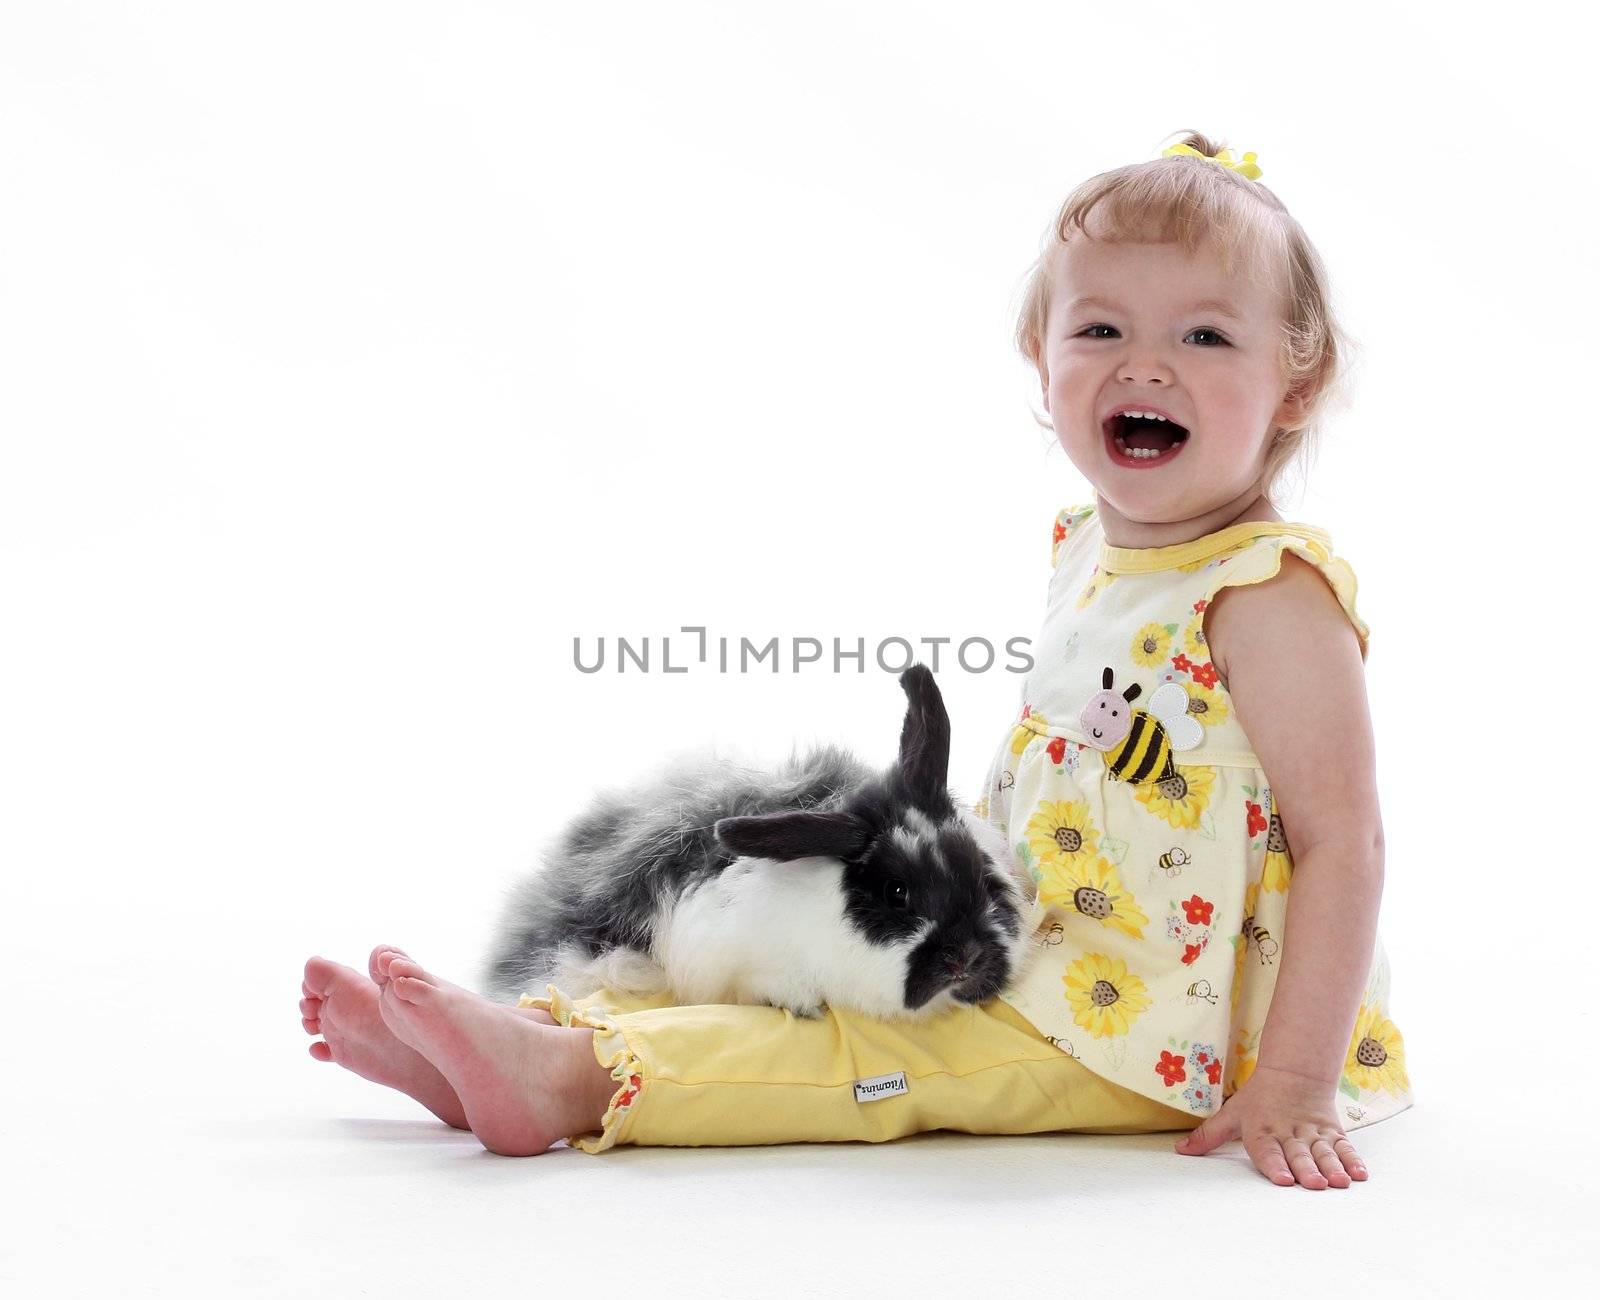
[526,984,1194,1153]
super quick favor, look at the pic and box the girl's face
[1041,236,1305,528]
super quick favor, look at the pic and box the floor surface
[6,938,1588,1299]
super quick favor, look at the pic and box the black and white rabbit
[481,665,1037,1020]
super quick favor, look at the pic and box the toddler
[300,130,1412,1188]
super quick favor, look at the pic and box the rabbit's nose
[945,941,982,977]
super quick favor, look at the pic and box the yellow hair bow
[1161,143,1263,181]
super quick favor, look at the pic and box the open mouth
[1102,412,1190,467]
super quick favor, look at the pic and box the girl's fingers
[1334,1136,1369,1180]
[1280,1138,1330,1189]
[1308,1136,1352,1188]
[1246,1135,1295,1187]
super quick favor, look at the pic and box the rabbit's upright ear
[891,663,954,816]
[714,811,873,863]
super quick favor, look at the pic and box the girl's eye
[1078,324,1231,347]
[884,879,910,909]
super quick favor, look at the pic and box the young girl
[299,131,1412,1189]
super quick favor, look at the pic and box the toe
[369,945,411,983]
[302,1016,321,1034]
[304,956,344,997]
[388,957,431,984]
[309,1041,332,1062]
[300,997,321,1018]
[390,974,436,1005]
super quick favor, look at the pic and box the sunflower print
[1262,792,1293,891]
[1182,678,1230,728]
[1227,1025,1259,1096]
[1075,565,1114,610]
[1023,798,1101,875]
[973,794,990,821]
[1181,608,1209,659]
[1038,853,1148,940]
[1009,707,1047,758]
[1062,953,1151,1038]
[1344,1002,1409,1095]
[1134,763,1216,829]
[1129,622,1173,668]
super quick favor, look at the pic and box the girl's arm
[1182,550,1385,1189]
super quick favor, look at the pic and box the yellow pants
[519,984,1195,1154]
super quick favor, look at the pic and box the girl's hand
[1172,1063,1369,1189]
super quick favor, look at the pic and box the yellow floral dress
[975,504,1413,1129]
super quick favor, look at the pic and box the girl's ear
[714,812,872,863]
[1273,386,1309,431]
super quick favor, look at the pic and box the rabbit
[480,664,1038,1021]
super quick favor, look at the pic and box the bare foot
[301,945,559,1130]
[302,953,471,1129]
[372,951,616,1156]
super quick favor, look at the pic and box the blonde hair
[1014,129,1358,505]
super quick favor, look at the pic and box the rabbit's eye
[883,878,910,909]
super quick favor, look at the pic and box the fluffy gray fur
[479,743,872,1004]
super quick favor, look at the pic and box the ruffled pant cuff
[517,984,643,1154]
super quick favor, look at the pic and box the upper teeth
[1119,411,1169,420]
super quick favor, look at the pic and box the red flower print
[1206,1058,1223,1085]
[1246,800,1267,837]
[1021,704,1033,721]
[1182,943,1203,966]
[1182,895,1214,926]
[1172,653,1196,674]
[1054,520,1067,547]
[1047,736,1066,764]
[1193,598,1208,615]
[613,1072,644,1110]
[1191,661,1219,690]
[1155,1050,1187,1086]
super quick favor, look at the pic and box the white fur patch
[652,856,928,1019]
[547,944,672,1001]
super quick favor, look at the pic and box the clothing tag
[854,1071,908,1103]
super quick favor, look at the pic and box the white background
[3,2,1591,1295]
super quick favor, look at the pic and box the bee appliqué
[1079,667,1203,785]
